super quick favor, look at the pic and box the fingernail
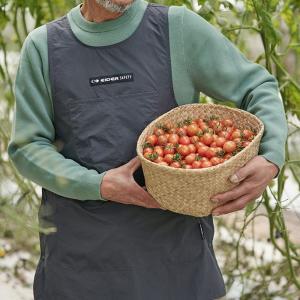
[210,198,219,203]
[229,174,239,183]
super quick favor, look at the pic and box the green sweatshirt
[7,0,288,201]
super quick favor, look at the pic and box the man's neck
[81,0,123,23]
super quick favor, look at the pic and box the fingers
[130,183,162,209]
[210,181,250,205]
[123,156,141,175]
[211,194,253,216]
[229,158,257,184]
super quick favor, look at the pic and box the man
[8,0,287,299]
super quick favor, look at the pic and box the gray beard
[95,0,135,13]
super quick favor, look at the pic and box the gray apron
[33,3,226,299]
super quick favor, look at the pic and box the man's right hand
[100,156,163,209]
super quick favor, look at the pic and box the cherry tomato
[201,161,213,168]
[224,153,232,160]
[192,161,202,169]
[179,136,190,145]
[223,141,237,153]
[154,156,164,163]
[154,128,165,136]
[170,161,181,168]
[242,141,251,147]
[146,135,158,146]
[218,131,232,140]
[210,141,217,147]
[153,146,164,157]
[164,154,174,164]
[201,133,213,146]
[176,127,187,136]
[168,128,177,134]
[190,136,200,144]
[182,164,193,169]
[186,124,199,137]
[216,137,226,147]
[177,145,190,157]
[197,145,209,156]
[205,147,217,159]
[222,119,233,127]
[210,157,222,166]
[231,129,241,140]
[243,129,254,140]
[164,143,175,155]
[185,153,196,164]
[157,135,168,146]
[188,144,197,154]
[168,133,179,144]
[143,147,153,154]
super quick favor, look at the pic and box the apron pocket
[66,90,159,170]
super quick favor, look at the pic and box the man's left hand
[210,155,279,216]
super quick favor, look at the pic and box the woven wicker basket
[136,103,264,217]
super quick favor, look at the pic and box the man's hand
[100,156,163,209]
[210,155,279,216]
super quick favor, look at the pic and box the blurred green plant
[0,0,299,298]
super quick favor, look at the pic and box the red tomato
[168,128,177,134]
[154,128,165,136]
[205,147,217,159]
[185,153,196,164]
[168,133,179,144]
[216,137,226,147]
[222,119,233,127]
[146,135,158,146]
[170,161,181,168]
[218,131,232,140]
[210,157,222,166]
[195,141,205,149]
[153,146,164,157]
[242,141,251,147]
[143,147,153,154]
[192,161,202,169]
[177,145,190,157]
[164,154,174,164]
[190,136,200,144]
[223,141,237,153]
[157,135,168,146]
[188,144,197,154]
[200,156,209,162]
[210,141,217,147]
[179,136,190,145]
[176,127,187,136]
[199,123,209,131]
[243,129,254,140]
[164,143,175,155]
[212,134,219,142]
[197,145,209,157]
[224,153,232,160]
[231,129,241,140]
[186,124,199,137]
[233,138,241,144]
[201,133,213,146]
[182,164,193,169]
[154,156,164,163]
[201,161,213,168]
[209,119,219,128]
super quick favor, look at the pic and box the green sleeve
[181,6,288,175]
[7,26,108,201]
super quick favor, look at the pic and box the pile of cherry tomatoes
[142,115,256,169]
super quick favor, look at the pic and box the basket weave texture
[136,103,264,217]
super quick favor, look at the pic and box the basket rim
[136,103,265,174]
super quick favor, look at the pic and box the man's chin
[95,0,136,13]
